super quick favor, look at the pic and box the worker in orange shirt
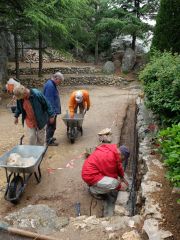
[68,90,90,118]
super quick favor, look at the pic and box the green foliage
[152,0,180,53]
[158,124,180,187]
[139,51,180,125]
[0,0,90,50]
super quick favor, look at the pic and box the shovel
[0,222,57,240]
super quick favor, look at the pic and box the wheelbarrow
[0,136,48,204]
[62,113,84,143]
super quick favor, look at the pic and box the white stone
[83,215,100,225]
[106,226,114,231]
[141,181,162,196]
[122,230,142,240]
[143,200,162,220]
[116,191,129,205]
[114,205,129,216]
[152,159,163,169]
[143,218,173,240]
[104,216,129,231]
[131,215,142,226]
[108,232,119,239]
[128,220,135,228]
[74,222,87,230]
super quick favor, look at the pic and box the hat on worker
[13,84,26,100]
[119,145,130,160]
[75,91,83,103]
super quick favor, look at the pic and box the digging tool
[0,222,58,240]
[75,202,81,216]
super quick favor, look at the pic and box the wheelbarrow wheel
[8,175,24,204]
[69,127,76,144]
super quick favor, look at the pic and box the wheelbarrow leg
[77,126,83,136]
[80,126,83,136]
[34,165,41,183]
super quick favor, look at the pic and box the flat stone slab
[4,204,69,235]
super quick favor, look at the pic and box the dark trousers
[46,115,57,143]
[74,102,84,114]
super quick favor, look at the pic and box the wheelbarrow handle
[83,109,87,116]
[20,135,25,145]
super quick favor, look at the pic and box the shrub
[139,51,180,125]
[158,124,180,188]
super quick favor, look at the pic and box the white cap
[75,91,83,103]
[7,78,20,86]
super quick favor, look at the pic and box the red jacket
[82,144,124,186]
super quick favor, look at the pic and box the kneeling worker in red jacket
[82,144,129,198]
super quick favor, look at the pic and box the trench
[88,98,140,218]
[119,102,139,216]
[117,98,138,216]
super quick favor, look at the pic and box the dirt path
[0,85,138,220]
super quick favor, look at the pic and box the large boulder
[121,48,136,73]
[111,35,148,54]
[103,61,115,74]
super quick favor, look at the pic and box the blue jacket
[14,89,54,130]
[43,79,61,115]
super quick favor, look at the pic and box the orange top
[69,90,90,117]
[23,98,37,128]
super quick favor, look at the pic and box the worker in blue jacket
[13,84,54,146]
[43,72,64,146]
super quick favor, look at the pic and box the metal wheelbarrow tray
[0,144,48,204]
[62,113,84,128]
[62,113,84,143]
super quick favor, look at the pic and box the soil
[149,157,180,240]
[0,62,179,239]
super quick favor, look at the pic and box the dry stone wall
[136,98,173,239]
[8,66,133,88]
[18,75,131,89]
[8,66,101,75]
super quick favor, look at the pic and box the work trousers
[28,126,46,146]
[89,176,120,195]
[74,102,84,114]
[46,115,57,143]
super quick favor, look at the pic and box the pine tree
[152,0,180,53]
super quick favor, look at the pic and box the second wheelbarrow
[0,143,48,204]
[62,113,84,143]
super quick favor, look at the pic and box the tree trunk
[131,34,136,50]
[14,32,19,79]
[21,40,24,62]
[94,2,100,65]
[95,33,99,65]
[38,31,43,77]
[131,0,140,50]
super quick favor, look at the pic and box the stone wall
[8,66,101,75]
[136,98,173,239]
[7,65,134,88]
[18,75,132,89]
